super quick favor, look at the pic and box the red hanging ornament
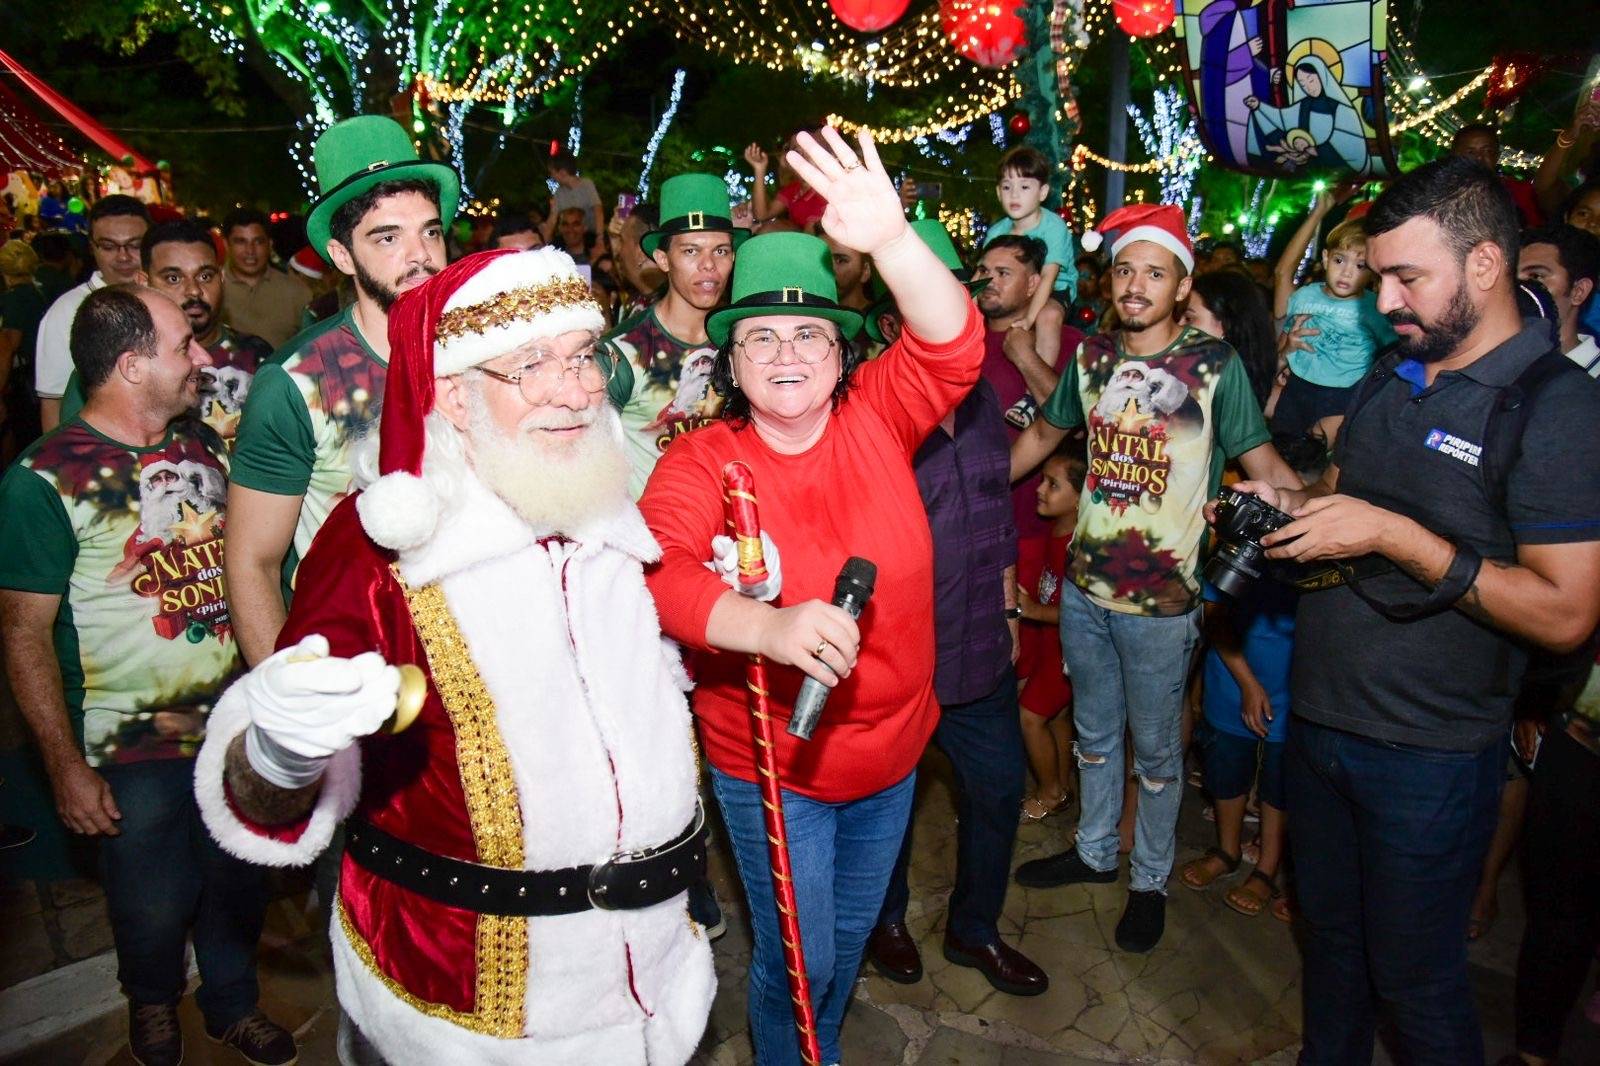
[1483,52,1547,114]
[828,0,912,33]
[1008,112,1032,138]
[941,0,1027,70]
[1112,0,1175,39]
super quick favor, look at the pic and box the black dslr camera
[1205,488,1296,598]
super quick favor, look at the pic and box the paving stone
[1072,991,1130,1046]
[57,899,114,961]
[0,909,54,990]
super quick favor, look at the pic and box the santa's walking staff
[721,460,822,1066]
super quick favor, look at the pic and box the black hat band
[656,212,736,236]
[727,288,844,313]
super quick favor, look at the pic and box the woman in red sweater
[639,127,983,1066]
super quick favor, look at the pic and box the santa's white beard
[464,392,631,537]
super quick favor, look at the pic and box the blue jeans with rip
[878,666,1025,945]
[1058,582,1200,893]
[1287,717,1504,1065]
[98,758,268,1028]
[710,765,914,1066]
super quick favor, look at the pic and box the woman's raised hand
[785,126,908,256]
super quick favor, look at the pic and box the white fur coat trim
[193,678,361,867]
[330,900,714,1066]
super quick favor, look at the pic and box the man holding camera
[1233,157,1600,1064]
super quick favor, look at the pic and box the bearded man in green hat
[600,173,749,498]
[225,115,459,667]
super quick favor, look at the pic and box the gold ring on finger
[814,640,831,659]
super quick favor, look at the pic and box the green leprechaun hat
[305,116,461,254]
[706,232,863,346]
[863,218,984,344]
[641,173,751,258]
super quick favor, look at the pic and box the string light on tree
[637,69,687,198]
[1126,85,1201,206]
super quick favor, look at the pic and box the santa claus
[194,247,715,1064]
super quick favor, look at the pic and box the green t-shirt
[0,418,239,765]
[1041,327,1270,616]
[228,306,385,598]
[600,304,722,499]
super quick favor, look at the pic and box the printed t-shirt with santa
[602,304,722,498]
[1039,326,1270,616]
[1015,531,1072,717]
[58,324,274,447]
[0,418,238,765]
[228,305,385,596]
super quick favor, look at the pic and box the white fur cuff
[194,676,362,867]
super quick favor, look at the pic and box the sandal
[1270,892,1292,923]
[1225,869,1280,917]
[1179,846,1240,891]
[1020,792,1072,822]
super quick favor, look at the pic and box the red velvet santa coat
[195,470,713,1064]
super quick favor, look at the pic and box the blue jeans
[711,765,915,1066]
[1058,583,1200,892]
[99,758,267,1027]
[879,667,1025,944]
[1287,718,1504,1065]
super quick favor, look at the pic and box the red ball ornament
[829,0,912,33]
[941,0,1026,70]
[1007,112,1032,138]
[1113,0,1175,38]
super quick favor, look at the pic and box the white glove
[707,532,782,602]
[242,635,401,790]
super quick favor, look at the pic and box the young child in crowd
[1179,437,1326,920]
[985,147,1077,394]
[1271,215,1396,443]
[1016,449,1086,821]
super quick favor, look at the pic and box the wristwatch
[1004,606,1023,620]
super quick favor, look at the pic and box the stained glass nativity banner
[1174,0,1398,178]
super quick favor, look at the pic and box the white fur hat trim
[433,246,606,376]
[355,471,437,552]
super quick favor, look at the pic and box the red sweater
[641,305,985,801]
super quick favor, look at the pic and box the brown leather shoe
[942,932,1049,996]
[866,921,923,984]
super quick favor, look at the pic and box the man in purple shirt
[864,376,1048,997]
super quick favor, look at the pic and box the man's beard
[1387,280,1479,364]
[354,259,437,312]
[976,289,1018,322]
[182,298,216,338]
[465,390,631,536]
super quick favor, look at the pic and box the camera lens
[1205,539,1267,599]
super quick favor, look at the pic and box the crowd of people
[0,94,1598,1066]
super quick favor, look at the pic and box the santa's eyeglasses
[477,351,615,404]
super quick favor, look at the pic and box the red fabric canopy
[0,47,154,174]
[0,76,78,176]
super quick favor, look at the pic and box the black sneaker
[1115,889,1166,953]
[688,878,727,940]
[1014,848,1118,889]
[207,1009,298,1066]
[128,1001,182,1066]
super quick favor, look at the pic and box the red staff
[721,460,821,1066]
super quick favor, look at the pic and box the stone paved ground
[5,744,1598,1064]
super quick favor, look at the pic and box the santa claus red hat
[289,245,329,281]
[1079,203,1194,273]
[355,246,605,552]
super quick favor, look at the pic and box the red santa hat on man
[1079,203,1195,273]
[355,246,605,552]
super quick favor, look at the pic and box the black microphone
[787,557,876,742]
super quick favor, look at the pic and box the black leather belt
[345,804,708,917]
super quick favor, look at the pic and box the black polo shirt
[1293,323,1600,751]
